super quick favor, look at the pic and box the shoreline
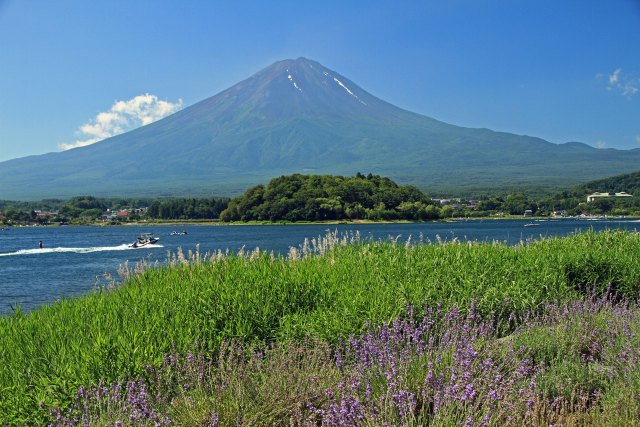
[4,214,639,228]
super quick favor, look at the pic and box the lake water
[1,218,639,316]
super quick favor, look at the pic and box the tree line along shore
[2,171,640,226]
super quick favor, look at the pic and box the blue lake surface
[1,219,639,316]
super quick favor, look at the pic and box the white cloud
[59,94,183,150]
[594,140,607,149]
[635,135,640,145]
[609,68,621,85]
[604,68,639,98]
[622,84,638,97]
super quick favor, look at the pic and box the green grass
[1,230,640,423]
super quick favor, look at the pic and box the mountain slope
[2,57,640,199]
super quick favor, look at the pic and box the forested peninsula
[219,173,443,222]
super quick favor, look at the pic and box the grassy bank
[1,230,640,424]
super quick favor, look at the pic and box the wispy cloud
[636,135,640,145]
[603,68,639,98]
[594,140,607,149]
[59,94,183,150]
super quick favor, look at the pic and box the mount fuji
[2,57,640,199]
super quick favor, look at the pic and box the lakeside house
[434,198,479,210]
[102,210,131,221]
[34,210,58,218]
[586,192,633,202]
[101,207,148,221]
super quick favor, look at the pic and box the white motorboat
[129,233,160,248]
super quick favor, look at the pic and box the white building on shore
[586,192,633,202]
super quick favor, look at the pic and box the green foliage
[68,196,108,211]
[220,173,437,222]
[571,170,640,196]
[0,196,229,225]
[2,231,640,422]
[536,169,640,215]
[146,197,228,220]
[502,192,535,215]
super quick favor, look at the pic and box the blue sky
[0,0,639,162]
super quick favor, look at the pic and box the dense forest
[220,173,443,222]
[571,170,640,195]
[535,170,640,216]
[146,198,229,220]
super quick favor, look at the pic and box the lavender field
[2,230,640,425]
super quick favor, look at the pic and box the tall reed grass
[1,230,639,424]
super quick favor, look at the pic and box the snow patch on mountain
[286,69,302,92]
[333,77,367,105]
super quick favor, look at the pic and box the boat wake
[0,244,163,257]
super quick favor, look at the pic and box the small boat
[129,233,160,248]
[170,230,188,235]
[524,223,540,227]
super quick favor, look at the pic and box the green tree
[345,203,366,220]
[440,205,454,218]
[502,192,534,215]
